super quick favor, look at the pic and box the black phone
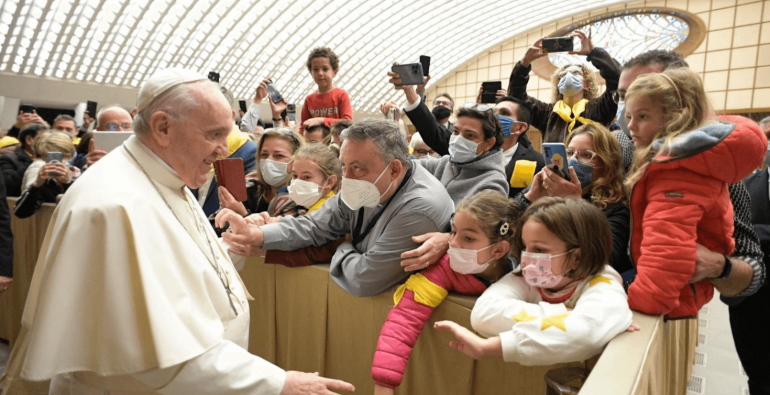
[481,81,502,104]
[267,80,283,103]
[86,100,98,117]
[542,37,573,53]
[239,100,247,112]
[208,71,220,83]
[287,104,296,122]
[19,104,35,114]
[391,63,425,86]
[419,55,431,77]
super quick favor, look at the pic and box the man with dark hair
[52,114,78,138]
[0,124,46,196]
[617,49,767,395]
[219,118,454,297]
[495,96,546,197]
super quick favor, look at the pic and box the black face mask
[432,106,452,121]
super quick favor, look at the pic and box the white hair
[96,106,131,128]
[133,80,225,137]
[409,132,425,149]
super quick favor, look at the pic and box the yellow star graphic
[512,310,537,322]
[589,275,613,287]
[541,313,570,332]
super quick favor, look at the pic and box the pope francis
[12,69,355,395]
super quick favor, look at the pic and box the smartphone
[542,143,570,181]
[542,37,574,53]
[389,107,398,121]
[287,103,296,122]
[267,80,283,103]
[238,100,247,112]
[391,63,425,86]
[215,158,247,201]
[481,81,502,104]
[419,55,431,77]
[46,151,63,177]
[86,100,98,117]
[208,71,220,83]
[19,104,35,114]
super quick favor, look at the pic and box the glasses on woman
[265,127,299,147]
[461,102,493,113]
[557,69,584,79]
[566,147,598,163]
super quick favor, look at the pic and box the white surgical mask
[448,243,494,274]
[340,165,393,210]
[558,73,584,97]
[260,159,289,187]
[448,134,479,163]
[288,178,325,208]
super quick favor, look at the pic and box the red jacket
[628,116,766,318]
[371,254,488,388]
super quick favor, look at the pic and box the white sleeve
[239,102,261,134]
[472,268,633,366]
[133,340,286,395]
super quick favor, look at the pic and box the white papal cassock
[18,135,286,394]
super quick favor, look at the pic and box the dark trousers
[730,283,770,395]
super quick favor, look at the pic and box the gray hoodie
[416,149,509,205]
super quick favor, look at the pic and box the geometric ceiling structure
[0,0,627,113]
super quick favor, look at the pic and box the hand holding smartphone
[267,79,283,103]
[46,152,64,178]
[391,63,425,86]
[542,143,570,182]
[541,37,574,53]
[481,81,502,104]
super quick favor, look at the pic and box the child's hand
[434,321,502,359]
[374,384,394,395]
[302,117,325,128]
[625,322,641,332]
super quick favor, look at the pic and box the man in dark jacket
[0,124,46,197]
[0,171,13,293]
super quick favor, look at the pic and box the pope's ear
[149,111,172,147]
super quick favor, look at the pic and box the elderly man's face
[97,108,133,131]
[165,86,233,188]
[339,138,394,201]
[53,119,77,137]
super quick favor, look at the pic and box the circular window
[531,8,706,80]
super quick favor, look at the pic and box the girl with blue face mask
[434,197,637,365]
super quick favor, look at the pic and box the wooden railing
[0,198,696,394]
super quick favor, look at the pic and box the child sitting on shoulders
[435,197,636,365]
[372,190,517,394]
[300,47,353,134]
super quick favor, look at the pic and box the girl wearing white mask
[286,143,341,213]
[434,197,636,367]
[219,128,304,218]
[372,190,517,394]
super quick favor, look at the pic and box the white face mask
[448,134,479,163]
[260,159,289,186]
[340,164,393,210]
[448,243,494,274]
[288,178,325,208]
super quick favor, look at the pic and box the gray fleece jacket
[416,149,509,205]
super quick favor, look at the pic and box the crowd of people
[0,35,769,395]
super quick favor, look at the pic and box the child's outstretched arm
[470,269,633,365]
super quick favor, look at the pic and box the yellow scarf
[552,99,595,132]
[227,128,251,157]
[308,191,335,213]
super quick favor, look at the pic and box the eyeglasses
[566,147,598,163]
[415,148,435,155]
[105,123,133,131]
[611,90,625,104]
[265,127,299,147]
[557,69,584,79]
[461,102,493,113]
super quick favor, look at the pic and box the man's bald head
[96,107,133,131]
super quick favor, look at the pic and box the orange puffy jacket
[628,116,766,318]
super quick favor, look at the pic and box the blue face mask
[616,101,631,138]
[448,134,479,163]
[497,115,514,137]
[569,158,594,189]
[558,73,584,97]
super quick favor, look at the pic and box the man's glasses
[105,123,133,131]
[415,148,435,156]
[265,127,299,147]
[610,90,625,104]
[566,147,598,163]
[461,102,493,113]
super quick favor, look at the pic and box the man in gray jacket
[219,118,454,297]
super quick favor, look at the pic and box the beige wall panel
[706,49,732,71]
[711,8,737,30]
[709,90,728,110]
[733,24,761,46]
[758,43,770,65]
[736,2,764,25]
[708,28,735,51]
[705,70,730,91]
[687,53,707,72]
[727,88,754,107]
[731,45,759,67]
[752,87,770,106]
[729,68,756,89]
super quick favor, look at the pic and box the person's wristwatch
[711,255,732,280]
